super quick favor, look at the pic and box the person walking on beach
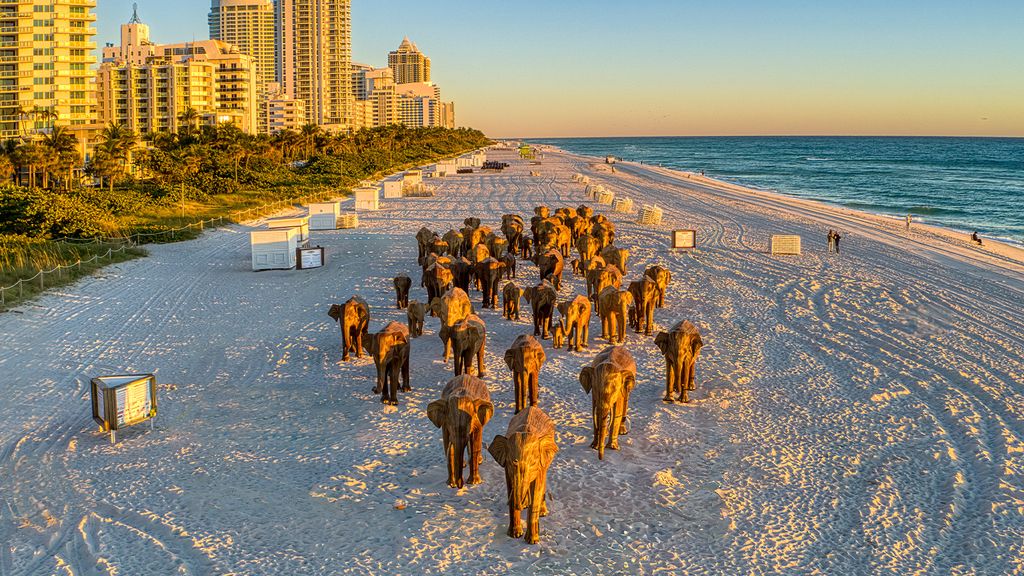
[972,231,983,246]
[906,214,913,230]
[833,231,842,254]
[827,230,835,253]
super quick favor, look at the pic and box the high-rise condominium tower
[209,0,275,90]
[209,0,275,132]
[388,37,430,85]
[276,0,352,130]
[0,0,98,138]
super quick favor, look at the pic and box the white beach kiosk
[382,177,404,198]
[354,186,381,211]
[250,227,301,270]
[308,202,341,230]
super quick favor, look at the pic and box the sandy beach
[1,146,1022,574]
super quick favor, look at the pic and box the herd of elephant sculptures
[326,204,703,545]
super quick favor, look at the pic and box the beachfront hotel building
[351,63,397,130]
[0,0,98,138]
[388,37,430,85]
[208,0,275,133]
[276,0,352,131]
[98,8,258,135]
[264,82,305,133]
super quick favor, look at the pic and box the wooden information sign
[672,230,697,249]
[771,235,802,255]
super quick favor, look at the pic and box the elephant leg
[469,427,483,484]
[529,372,539,407]
[373,359,384,394]
[476,341,486,378]
[646,306,654,336]
[590,399,601,450]
[341,328,351,362]
[506,472,524,538]
[388,362,400,405]
[664,363,676,402]
[443,336,451,363]
[355,332,363,358]
[582,322,589,348]
[401,354,411,392]
[444,430,457,488]
[619,393,631,435]
[608,403,623,451]
[526,481,542,544]
[539,478,549,517]
[687,361,697,391]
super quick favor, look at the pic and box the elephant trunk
[454,434,467,488]
[597,407,609,460]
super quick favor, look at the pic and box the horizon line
[502,134,1024,140]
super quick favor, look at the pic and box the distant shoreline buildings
[2,0,457,145]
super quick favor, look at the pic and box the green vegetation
[0,121,491,307]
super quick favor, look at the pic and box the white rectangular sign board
[672,230,696,249]
[771,235,802,255]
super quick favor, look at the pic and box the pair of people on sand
[827,229,842,254]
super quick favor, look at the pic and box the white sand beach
[1,146,1022,574]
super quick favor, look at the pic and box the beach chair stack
[638,204,663,225]
[572,173,583,182]
[337,213,359,229]
[404,183,436,197]
[613,197,634,213]
[596,189,616,205]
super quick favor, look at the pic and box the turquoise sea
[526,137,1024,246]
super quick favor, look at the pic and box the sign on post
[771,235,802,255]
[672,229,697,249]
[297,246,325,269]
[91,374,158,444]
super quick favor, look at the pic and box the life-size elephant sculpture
[427,374,494,488]
[587,263,622,302]
[328,296,369,361]
[500,253,517,279]
[557,294,592,351]
[627,275,659,335]
[430,287,473,362]
[407,300,426,337]
[420,252,451,288]
[475,257,506,309]
[501,214,525,253]
[576,234,601,270]
[654,320,704,403]
[393,274,412,309]
[364,321,410,404]
[523,281,558,339]
[450,313,487,377]
[600,245,630,275]
[488,406,558,544]
[443,229,464,259]
[577,204,594,220]
[580,345,637,460]
[503,281,524,320]
[424,263,454,310]
[535,249,564,291]
[644,265,671,308]
[503,334,546,413]
[489,237,509,259]
[598,286,633,344]
[451,257,473,293]
[429,237,449,260]
[592,220,616,250]
[552,323,565,349]
[416,226,435,265]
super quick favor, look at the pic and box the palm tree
[87,140,122,192]
[178,107,201,137]
[299,123,320,159]
[0,153,13,183]
[42,125,79,190]
[97,122,137,175]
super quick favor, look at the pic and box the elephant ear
[503,348,516,371]
[426,399,446,429]
[327,304,342,321]
[579,366,594,394]
[477,402,494,427]
[539,435,559,468]
[488,435,509,465]
[429,297,441,315]
[654,331,670,355]
[537,344,547,366]
[624,373,637,393]
[691,333,704,357]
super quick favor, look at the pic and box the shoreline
[523,138,1024,250]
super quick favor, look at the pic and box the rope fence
[2,188,340,306]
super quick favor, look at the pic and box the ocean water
[527,137,1024,246]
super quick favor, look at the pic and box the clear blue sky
[98,1,1024,137]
